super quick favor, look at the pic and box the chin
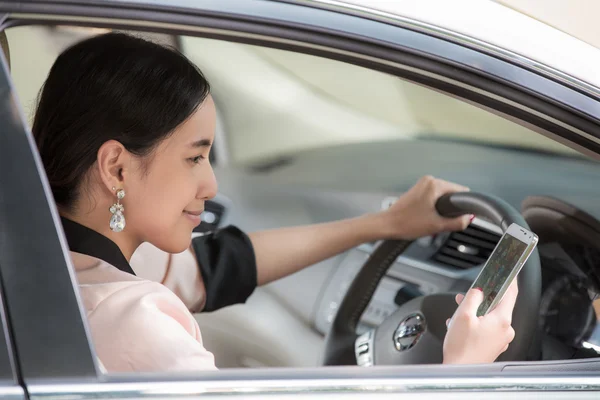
[146,222,194,254]
[169,238,193,254]
[154,235,192,255]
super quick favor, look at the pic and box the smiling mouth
[184,210,203,216]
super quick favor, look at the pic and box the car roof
[14,0,600,96]
[296,0,600,95]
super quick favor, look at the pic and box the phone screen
[472,232,529,316]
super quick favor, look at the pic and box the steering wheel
[323,192,542,366]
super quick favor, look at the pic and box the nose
[198,163,218,200]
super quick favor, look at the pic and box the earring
[109,189,126,233]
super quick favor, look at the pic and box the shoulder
[70,252,216,372]
[86,279,216,372]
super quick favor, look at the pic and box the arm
[251,176,472,285]
[250,213,387,285]
[133,176,471,310]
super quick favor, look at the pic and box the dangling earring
[109,188,126,233]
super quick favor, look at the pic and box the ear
[96,140,131,194]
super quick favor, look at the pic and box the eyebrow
[189,139,212,148]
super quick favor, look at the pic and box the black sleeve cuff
[191,226,257,312]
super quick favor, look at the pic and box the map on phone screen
[472,233,528,316]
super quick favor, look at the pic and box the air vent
[432,224,501,269]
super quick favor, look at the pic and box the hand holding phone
[443,222,537,364]
[470,223,537,317]
[443,282,519,364]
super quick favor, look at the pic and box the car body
[1,0,600,398]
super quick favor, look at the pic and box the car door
[1,0,600,399]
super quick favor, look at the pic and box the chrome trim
[26,376,600,398]
[0,386,26,400]
[390,254,465,279]
[393,313,426,352]
[582,341,600,354]
[355,329,375,366]
[298,0,600,100]
[471,217,503,235]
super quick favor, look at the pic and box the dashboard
[313,216,495,333]
[199,139,600,366]
[313,208,600,360]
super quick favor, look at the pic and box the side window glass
[179,37,600,354]
[7,26,176,125]
[179,36,583,171]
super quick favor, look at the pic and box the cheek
[145,185,197,252]
[125,166,199,244]
[130,174,188,220]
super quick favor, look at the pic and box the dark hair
[33,32,211,210]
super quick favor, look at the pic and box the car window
[10,26,589,167]
[6,24,600,376]
[7,26,177,125]
[179,36,585,167]
[177,37,600,354]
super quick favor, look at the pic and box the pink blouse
[71,243,217,373]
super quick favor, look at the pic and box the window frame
[0,0,599,397]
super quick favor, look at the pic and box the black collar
[60,217,136,276]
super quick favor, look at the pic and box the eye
[189,155,205,164]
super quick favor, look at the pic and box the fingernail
[469,214,475,222]
[474,287,483,292]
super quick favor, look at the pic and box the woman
[33,32,517,372]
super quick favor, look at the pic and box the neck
[60,209,140,261]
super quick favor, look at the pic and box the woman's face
[125,96,217,254]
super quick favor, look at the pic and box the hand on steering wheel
[382,175,473,240]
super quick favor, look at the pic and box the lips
[184,210,203,216]
[183,209,203,225]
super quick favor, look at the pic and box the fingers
[439,181,470,195]
[490,281,519,323]
[409,176,474,236]
[447,214,473,231]
[448,293,465,329]
[458,288,484,315]
[420,176,472,231]
[418,175,470,197]
[455,293,465,305]
[496,327,515,356]
[428,176,470,195]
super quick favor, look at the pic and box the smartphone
[470,223,538,317]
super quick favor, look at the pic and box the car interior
[6,24,600,371]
